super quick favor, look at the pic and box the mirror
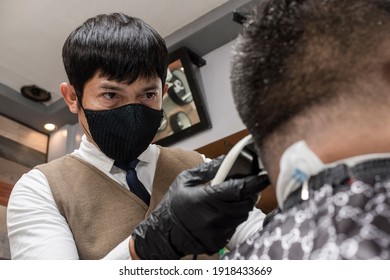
[153,47,211,146]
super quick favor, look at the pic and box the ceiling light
[44,123,56,132]
[21,85,51,103]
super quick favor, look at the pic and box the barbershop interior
[0,0,278,260]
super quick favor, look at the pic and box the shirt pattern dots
[225,178,390,260]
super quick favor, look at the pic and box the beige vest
[36,147,203,259]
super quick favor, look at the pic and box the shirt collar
[138,143,158,164]
[74,135,156,173]
[75,135,114,173]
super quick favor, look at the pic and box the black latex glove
[131,156,270,259]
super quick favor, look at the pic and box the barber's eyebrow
[99,83,125,91]
[99,81,160,92]
[142,85,160,91]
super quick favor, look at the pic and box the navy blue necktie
[115,159,150,205]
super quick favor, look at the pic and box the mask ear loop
[76,90,84,111]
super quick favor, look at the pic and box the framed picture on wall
[153,47,211,146]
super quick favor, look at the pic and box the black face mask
[83,104,163,163]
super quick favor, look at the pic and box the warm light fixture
[21,85,51,103]
[44,123,56,132]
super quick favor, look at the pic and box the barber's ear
[60,82,78,114]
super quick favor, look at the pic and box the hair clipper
[212,135,269,188]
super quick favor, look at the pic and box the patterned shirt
[225,159,390,260]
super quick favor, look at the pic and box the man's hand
[131,156,270,259]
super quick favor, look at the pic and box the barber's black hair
[62,13,168,103]
[231,0,390,155]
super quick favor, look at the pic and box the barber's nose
[123,96,139,105]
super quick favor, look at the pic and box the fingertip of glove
[209,155,226,168]
[193,155,226,177]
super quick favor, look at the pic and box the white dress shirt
[7,135,264,259]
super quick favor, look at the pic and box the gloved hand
[131,156,270,259]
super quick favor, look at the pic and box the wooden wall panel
[0,115,48,154]
[0,182,12,206]
[0,136,47,168]
[0,157,29,186]
[195,129,250,159]
[0,115,48,210]
[0,204,10,259]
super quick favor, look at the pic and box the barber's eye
[103,92,117,99]
[145,92,156,99]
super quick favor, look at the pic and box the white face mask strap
[276,141,324,209]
